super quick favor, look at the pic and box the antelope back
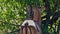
[20,26,36,34]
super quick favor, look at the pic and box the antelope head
[32,6,45,22]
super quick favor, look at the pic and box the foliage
[0,0,60,34]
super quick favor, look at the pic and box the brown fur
[32,7,41,22]
[32,6,45,34]
[32,6,45,22]
[20,26,36,34]
[20,6,45,34]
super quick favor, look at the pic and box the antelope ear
[38,6,46,13]
[41,6,46,10]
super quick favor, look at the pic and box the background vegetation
[0,0,60,34]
